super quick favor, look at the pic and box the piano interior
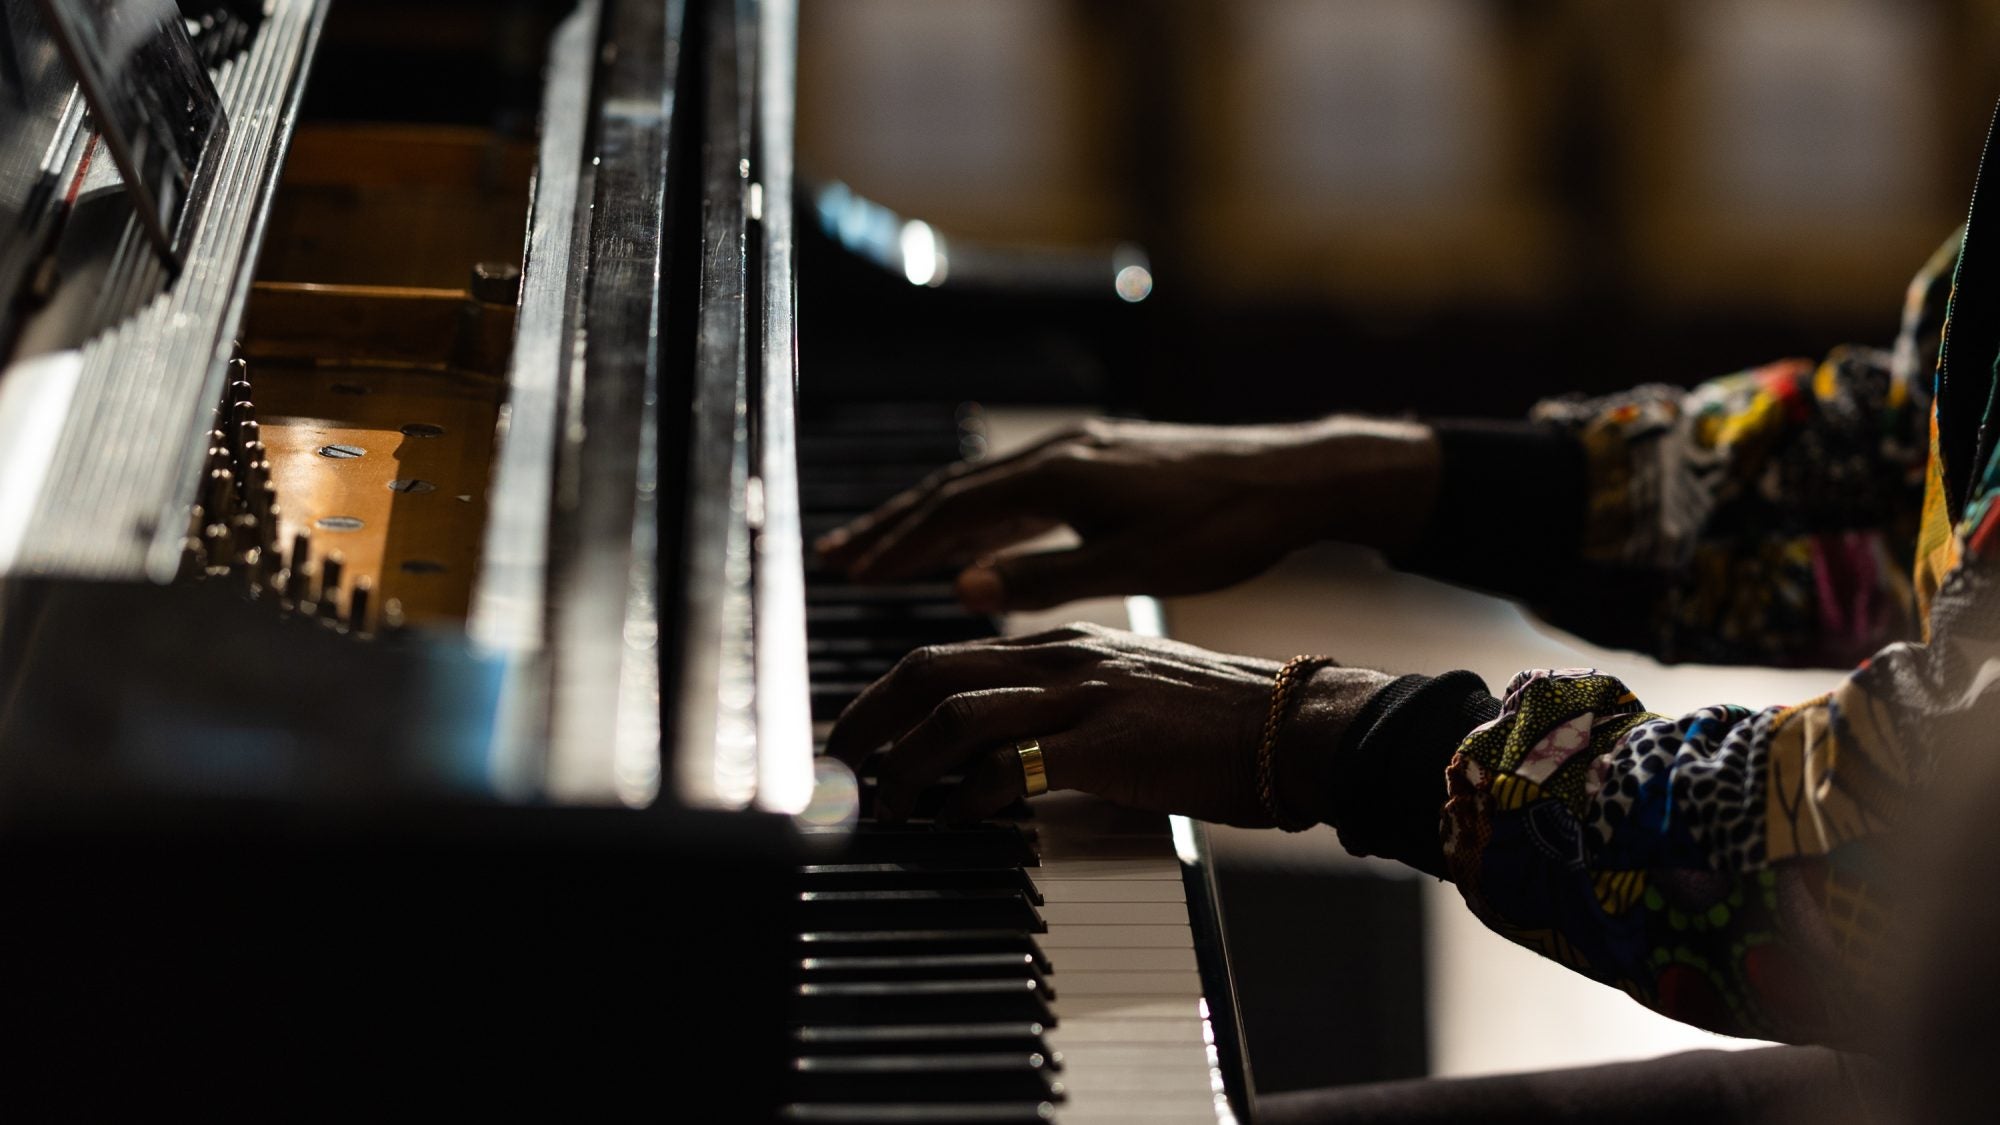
[0,1,1242,1120]
[229,124,535,629]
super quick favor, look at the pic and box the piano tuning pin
[349,578,373,635]
[204,468,235,519]
[236,418,260,446]
[231,512,259,556]
[381,598,406,634]
[290,528,312,574]
[288,560,316,607]
[320,553,345,617]
[258,541,283,587]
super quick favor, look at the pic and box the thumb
[957,543,1136,613]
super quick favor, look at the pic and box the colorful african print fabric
[1441,218,2000,1043]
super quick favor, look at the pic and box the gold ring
[1016,739,1048,797]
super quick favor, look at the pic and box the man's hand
[825,622,1392,828]
[816,416,1440,613]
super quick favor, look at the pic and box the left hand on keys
[824,622,1388,827]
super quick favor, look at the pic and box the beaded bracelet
[1256,654,1338,832]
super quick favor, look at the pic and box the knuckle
[896,644,947,682]
[1040,444,1098,478]
[931,693,982,739]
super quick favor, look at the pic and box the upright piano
[0,2,1248,1119]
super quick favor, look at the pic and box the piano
[0,1,1248,1120]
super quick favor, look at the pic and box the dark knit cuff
[1326,671,1499,879]
[1395,419,1586,602]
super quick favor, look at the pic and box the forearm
[1391,419,1591,606]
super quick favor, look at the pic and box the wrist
[1290,417,1442,551]
[1269,665,1397,828]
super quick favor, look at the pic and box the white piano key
[1036,879,1186,903]
[1040,901,1194,926]
[1051,971,1205,997]
[1058,1097,1225,1124]
[1047,1045,1212,1070]
[1033,858,1182,881]
[1037,925,1193,950]
[1050,1066,1219,1094]
[1057,996,1207,1021]
[1042,1019,1208,1044]
[1045,947,1198,972]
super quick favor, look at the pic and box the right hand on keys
[815,415,1442,614]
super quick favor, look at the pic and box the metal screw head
[387,479,436,494]
[400,423,446,438]
[315,515,365,532]
[400,559,447,574]
[318,444,366,459]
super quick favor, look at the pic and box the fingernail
[957,566,1004,614]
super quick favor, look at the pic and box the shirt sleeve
[1406,233,1960,668]
[1430,232,1987,1045]
[1440,507,2000,1045]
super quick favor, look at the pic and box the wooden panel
[256,124,533,289]
[253,361,501,627]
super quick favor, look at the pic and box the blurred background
[799,0,2000,420]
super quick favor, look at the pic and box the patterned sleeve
[1526,233,1959,668]
[1435,233,1998,1045]
[1441,522,2000,1043]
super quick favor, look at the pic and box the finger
[847,463,1073,583]
[825,642,1042,767]
[960,541,1140,613]
[874,688,1075,822]
[816,427,1084,567]
[935,733,1068,824]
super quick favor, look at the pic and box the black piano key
[801,481,942,512]
[838,825,1037,868]
[850,781,1029,824]
[791,1022,1054,1060]
[780,1101,1057,1124]
[806,582,961,604]
[799,864,1043,904]
[799,437,972,467]
[813,686,863,722]
[808,655,899,680]
[800,954,1053,1001]
[794,931,1051,974]
[798,889,1045,934]
[788,1053,1062,1103]
[808,635,990,660]
[793,979,1055,1027]
[806,608,994,645]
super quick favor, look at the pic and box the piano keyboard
[785,403,1238,1124]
